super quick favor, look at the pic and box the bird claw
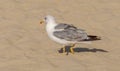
[61,45,75,55]
[70,47,74,54]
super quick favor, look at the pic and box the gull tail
[85,35,101,41]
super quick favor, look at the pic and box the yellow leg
[71,44,75,47]
[70,47,74,54]
[62,46,65,53]
[70,44,76,54]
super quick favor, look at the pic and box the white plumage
[40,15,100,54]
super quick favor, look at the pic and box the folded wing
[54,23,88,41]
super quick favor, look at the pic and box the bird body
[40,15,101,54]
[45,15,90,45]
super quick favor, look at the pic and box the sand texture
[0,0,120,71]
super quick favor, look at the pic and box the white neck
[46,20,57,33]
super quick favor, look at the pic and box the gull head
[40,15,56,24]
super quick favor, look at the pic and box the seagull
[40,15,101,54]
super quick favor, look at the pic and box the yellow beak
[40,20,45,24]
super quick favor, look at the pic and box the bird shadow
[58,35,108,55]
[73,47,108,53]
[58,46,108,55]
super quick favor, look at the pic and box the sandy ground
[0,0,120,71]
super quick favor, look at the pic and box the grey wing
[55,23,70,29]
[55,23,85,31]
[53,28,88,41]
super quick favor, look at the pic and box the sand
[0,0,120,71]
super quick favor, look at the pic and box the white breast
[46,23,72,45]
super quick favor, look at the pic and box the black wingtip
[84,35,101,41]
